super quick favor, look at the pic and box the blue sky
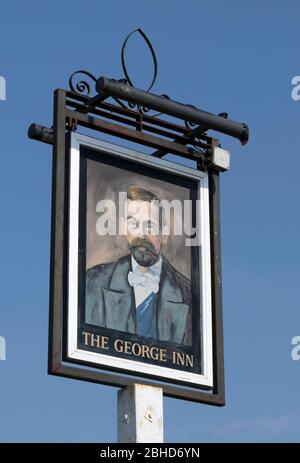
[0,0,300,442]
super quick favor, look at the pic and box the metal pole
[96,77,249,145]
[28,123,54,145]
[117,384,164,443]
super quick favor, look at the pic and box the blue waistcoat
[136,292,157,339]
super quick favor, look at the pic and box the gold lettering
[114,339,124,352]
[124,341,131,354]
[90,334,104,348]
[82,331,90,345]
[90,334,99,347]
[132,343,142,356]
[159,349,167,362]
[177,352,186,366]
[172,351,194,367]
[113,339,169,363]
[186,354,193,367]
[82,332,109,350]
[150,346,159,360]
[141,344,150,359]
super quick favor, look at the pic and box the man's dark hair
[127,186,160,202]
[126,186,164,231]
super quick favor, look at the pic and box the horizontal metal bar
[152,123,208,158]
[79,91,109,114]
[66,99,207,148]
[66,91,218,144]
[27,117,208,156]
[28,123,54,144]
[66,109,205,161]
[96,77,249,145]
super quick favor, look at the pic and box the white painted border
[67,133,213,388]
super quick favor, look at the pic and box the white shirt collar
[131,254,162,279]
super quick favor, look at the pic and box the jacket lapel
[102,256,136,333]
[157,260,189,344]
[102,255,189,344]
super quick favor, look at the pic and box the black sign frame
[48,89,225,405]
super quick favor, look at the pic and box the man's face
[125,200,163,267]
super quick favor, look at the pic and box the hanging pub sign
[28,30,249,405]
[42,73,229,404]
[67,132,214,391]
[38,79,233,405]
[28,23,250,401]
[28,29,249,406]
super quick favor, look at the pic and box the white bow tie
[128,270,160,294]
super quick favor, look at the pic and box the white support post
[117,384,164,443]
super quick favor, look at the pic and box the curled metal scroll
[68,30,171,118]
[121,28,158,92]
[69,70,97,96]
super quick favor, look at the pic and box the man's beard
[129,238,161,267]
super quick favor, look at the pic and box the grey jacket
[85,254,192,345]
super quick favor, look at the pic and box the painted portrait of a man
[85,185,192,346]
[64,135,215,392]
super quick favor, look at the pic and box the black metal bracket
[29,29,248,166]
[43,89,225,406]
[28,124,53,145]
[28,88,223,168]
[66,114,78,132]
[64,28,248,154]
[25,30,249,407]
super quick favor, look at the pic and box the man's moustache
[129,239,156,254]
